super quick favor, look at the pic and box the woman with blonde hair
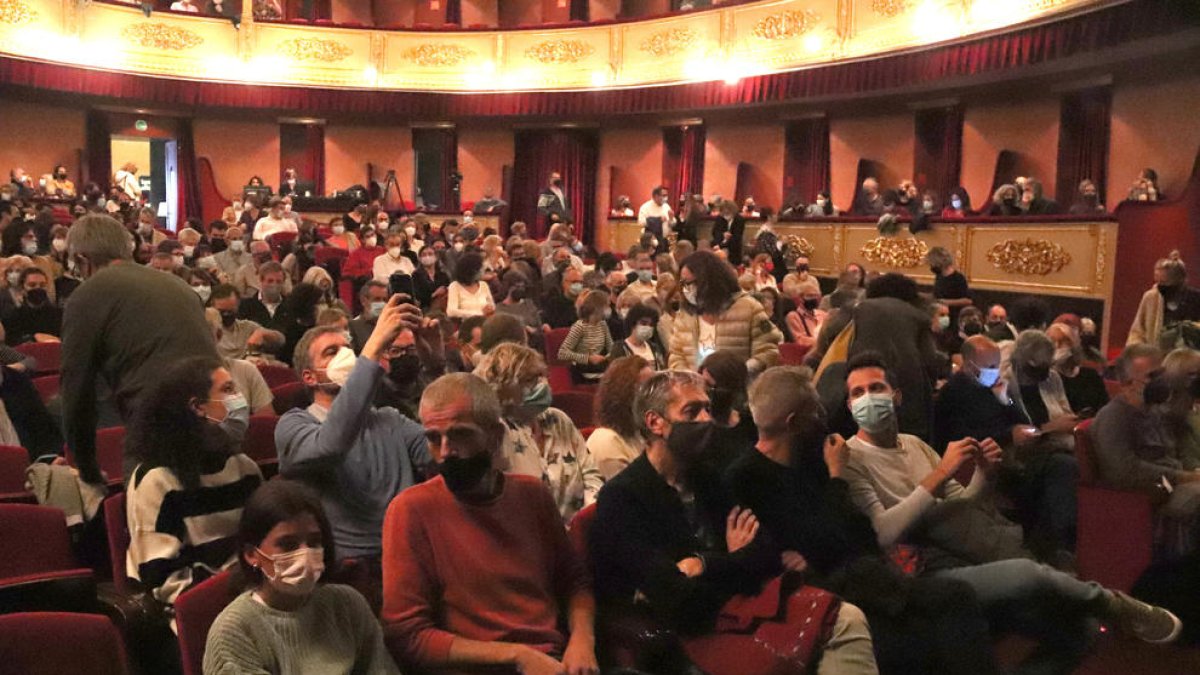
[473,343,603,520]
[1129,251,1200,348]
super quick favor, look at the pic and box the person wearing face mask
[213,225,249,277]
[929,302,960,361]
[987,184,1023,216]
[445,251,494,320]
[209,284,286,361]
[253,197,299,242]
[1047,322,1109,416]
[347,280,390,354]
[786,286,826,350]
[3,268,62,345]
[341,227,384,296]
[325,216,360,252]
[371,231,416,282]
[277,295,432,590]
[382,373,599,675]
[804,190,837,217]
[1002,331,1080,448]
[205,480,400,674]
[238,261,290,331]
[941,187,972,218]
[780,254,820,301]
[125,356,263,614]
[841,352,1183,666]
[609,303,666,370]
[537,170,572,226]
[558,290,613,384]
[926,247,972,325]
[729,366,999,675]
[494,270,542,340]
[406,245,447,312]
[374,326,447,420]
[591,370,878,675]
[1129,251,1200,348]
[43,164,75,197]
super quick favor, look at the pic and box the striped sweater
[126,454,263,606]
[557,320,613,379]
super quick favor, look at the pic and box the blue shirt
[276,356,430,559]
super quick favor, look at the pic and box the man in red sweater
[382,372,599,675]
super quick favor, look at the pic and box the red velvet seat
[257,363,300,389]
[314,245,349,268]
[579,426,596,439]
[779,342,811,366]
[14,340,61,374]
[542,327,574,393]
[103,492,136,595]
[1074,419,1155,592]
[271,382,312,415]
[242,415,279,477]
[32,374,60,404]
[175,570,237,675]
[267,231,299,252]
[553,389,596,428]
[0,444,32,503]
[0,612,129,675]
[0,503,85,582]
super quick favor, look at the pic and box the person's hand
[246,328,266,349]
[939,439,976,477]
[725,506,759,553]
[587,354,606,366]
[483,303,496,317]
[1042,414,1080,435]
[974,437,1003,474]
[432,286,447,298]
[823,433,848,478]
[413,317,444,360]
[676,556,704,577]
[33,333,61,344]
[1012,424,1040,447]
[781,551,808,574]
[561,633,599,675]
[723,231,732,241]
[363,295,421,360]
[513,648,563,675]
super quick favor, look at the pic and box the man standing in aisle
[538,171,572,227]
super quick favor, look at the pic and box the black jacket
[933,371,1027,452]
[537,187,571,223]
[709,215,745,264]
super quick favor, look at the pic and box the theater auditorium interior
[2,0,1200,673]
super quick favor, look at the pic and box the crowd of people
[2,160,1198,675]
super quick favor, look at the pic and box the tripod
[379,169,407,216]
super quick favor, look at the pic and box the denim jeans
[998,452,1079,556]
[932,559,1103,675]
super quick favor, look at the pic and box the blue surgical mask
[638,270,654,283]
[217,393,250,442]
[977,367,1001,388]
[950,197,963,210]
[850,393,895,434]
[522,381,553,413]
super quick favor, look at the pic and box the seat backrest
[0,504,79,581]
[241,415,279,465]
[566,502,597,567]
[542,327,572,367]
[553,390,596,428]
[0,445,29,494]
[257,364,300,389]
[32,374,60,404]
[103,493,135,595]
[271,382,312,416]
[175,570,237,675]
[14,341,62,374]
[0,612,129,675]
[64,427,125,486]
[314,246,349,266]
[1074,418,1098,485]
[779,342,810,366]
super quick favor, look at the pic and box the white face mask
[453,242,465,253]
[1053,347,1073,364]
[257,546,324,597]
[229,240,245,253]
[363,236,377,248]
[197,256,217,270]
[634,325,655,342]
[683,287,698,306]
[388,246,403,259]
[405,226,417,238]
[332,225,345,235]
[322,346,357,389]
[21,241,38,256]
[52,238,67,253]
[183,245,195,258]
[193,284,211,302]
[420,255,436,266]
[6,271,20,286]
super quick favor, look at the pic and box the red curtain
[0,1,1189,118]
[510,129,598,241]
[176,118,202,224]
[913,105,963,204]
[279,122,325,194]
[1056,87,1111,205]
[662,125,705,205]
[783,117,830,205]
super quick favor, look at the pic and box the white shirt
[372,251,414,282]
[170,1,199,11]
[253,216,298,241]
[114,170,139,200]
[638,200,674,230]
[446,281,494,318]
[586,427,645,481]
[624,337,654,362]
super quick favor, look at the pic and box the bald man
[935,335,1079,562]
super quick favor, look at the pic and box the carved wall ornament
[403,43,476,67]
[639,27,698,57]
[753,9,820,41]
[524,39,594,64]
[870,0,909,18]
[986,238,1073,276]
[860,236,929,268]
[782,235,816,261]
[121,22,204,50]
[277,37,352,62]
[0,0,36,25]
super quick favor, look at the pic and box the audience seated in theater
[445,251,495,319]
[382,372,599,674]
[126,356,263,609]
[669,250,781,372]
[276,298,431,591]
[804,190,838,217]
[851,178,884,216]
[622,248,658,301]
[819,262,867,311]
[372,230,416,283]
[559,289,613,384]
[588,355,652,480]
[238,260,289,327]
[781,253,819,300]
[1128,251,1200,348]
[609,303,666,370]
[752,288,791,343]
[213,226,248,276]
[987,184,1024,216]
[930,302,959,363]
[839,352,1182,671]
[741,196,760,218]
[1069,179,1107,214]
[2,267,60,344]
[473,343,602,521]
[43,164,75,197]
[1019,178,1059,215]
[727,366,999,674]
[590,369,879,674]
[1129,168,1163,202]
[709,199,745,264]
[1094,344,1200,554]
[372,321,447,421]
[204,311,275,417]
[543,263,584,329]
[941,187,972,217]
[786,283,825,349]
[205,480,400,674]
[742,253,778,293]
[411,246,449,311]
[1002,330,1080,448]
[253,197,297,241]
[492,269,540,338]
[62,214,219,486]
[343,225,383,283]
[1047,321,1109,414]
[474,186,507,214]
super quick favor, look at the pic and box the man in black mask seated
[374,324,447,420]
[728,366,998,674]
[590,370,879,675]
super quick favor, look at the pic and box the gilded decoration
[0,0,35,25]
[524,39,595,64]
[639,27,698,57]
[986,238,1072,276]
[121,23,203,50]
[752,9,819,41]
[782,235,816,261]
[277,37,352,62]
[860,236,929,268]
[870,0,908,18]
[403,43,476,67]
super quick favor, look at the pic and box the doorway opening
[110,136,179,231]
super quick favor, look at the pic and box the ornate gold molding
[860,236,929,268]
[277,37,352,62]
[525,39,594,64]
[986,238,1072,276]
[782,234,815,261]
[1093,226,1107,291]
[121,22,203,50]
[870,0,909,18]
[639,27,697,57]
[403,43,475,67]
[0,0,35,25]
[752,9,820,41]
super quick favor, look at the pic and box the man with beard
[382,372,599,675]
[276,295,432,607]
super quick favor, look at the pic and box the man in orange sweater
[382,372,599,675]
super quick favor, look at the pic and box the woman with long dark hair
[446,251,494,319]
[126,356,261,609]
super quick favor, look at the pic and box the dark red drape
[280,122,325,194]
[176,118,202,224]
[662,124,705,203]
[510,129,598,241]
[913,105,963,203]
[85,109,111,190]
[0,0,1189,118]
[783,117,830,205]
[1056,87,1111,205]
[437,127,459,211]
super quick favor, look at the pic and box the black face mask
[552,178,563,187]
[930,266,942,275]
[796,264,809,273]
[554,260,570,272]
[709,388,739,424]
[436,453,492,493]
[209,238,227,254]
[219,309,237,327]
[1025,364,1051,382]
[509,286,527,302]
[666,420,715,463]
[802,298,820,311]
[987,320,1006,330]
[388,354,422,384]
[1157,283,1179,296]
[24,288,49,307]
[961,321,984,337]
[1081,333,1099,349]
[1003,197,1017,208]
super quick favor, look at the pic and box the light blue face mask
[522,381,553,413]
[977,367,1001,388]
[638,270,654,283]
[850,393,895,434]
[937,316,950,331]
[568,282,583,297]
[369,301,386,318]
